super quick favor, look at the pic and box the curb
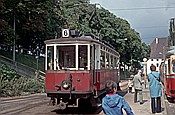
[162,88,168,115]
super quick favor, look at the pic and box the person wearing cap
[102,80,134,115]
[147,64,162,114]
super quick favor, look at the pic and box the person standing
[102,80,134,115]
[128,79,133,93]
[147,64,162,114]
[133,69,143,104]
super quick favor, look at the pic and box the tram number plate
[62,29,69,38]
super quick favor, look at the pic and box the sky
[90,0,175,44]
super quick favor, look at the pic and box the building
[146,37,168,73]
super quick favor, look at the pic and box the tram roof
[166,46,175,57]
[44,35,119,56]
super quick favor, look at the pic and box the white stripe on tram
[166,76,175,78]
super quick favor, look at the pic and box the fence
[0,55,45,78]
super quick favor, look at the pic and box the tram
[159,18,175,101]
[159,46,175,100]
[44,29,120,110]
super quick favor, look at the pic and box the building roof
[150,37,168,59]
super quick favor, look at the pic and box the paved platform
[123,85,167,115]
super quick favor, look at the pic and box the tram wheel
[167,97,174,103]
[78,98,97,112]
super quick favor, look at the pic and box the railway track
[0,93,49,115]
[0,81,129,115]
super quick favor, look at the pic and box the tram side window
[106,53,109,68]
[111,55,113,68]
[168,59,171,74]
[114,57,117,69]
[78,45,87,69]
[58,46,75,68]
[100,51,105,68]
[47,46,54,70]
[172,60,175,73]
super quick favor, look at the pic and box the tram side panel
[97,69,120,91]
[46,70,93,93]
[166,76,175,98]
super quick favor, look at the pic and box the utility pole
[88,3,101,33]
[13,2,16,63]
[35,46,40,78]
[169,18,175,46]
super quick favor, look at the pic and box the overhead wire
[107,6,172,42]
[135,26,168,29]
[109,6,175,11]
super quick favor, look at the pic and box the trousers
[151,97,161,113]
[134,89,143,103]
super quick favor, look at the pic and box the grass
[0,50,45,72]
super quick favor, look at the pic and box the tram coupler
[57,101,68,110]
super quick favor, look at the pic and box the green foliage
[0,0,150,67]
[0,20,15,45]
[0,63,45,97]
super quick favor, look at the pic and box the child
[128,79,133,93]
[102,80,134,115]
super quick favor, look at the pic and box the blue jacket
[147,71,162,98]
[102,94,134,115]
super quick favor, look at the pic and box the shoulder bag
[150,72,163,88]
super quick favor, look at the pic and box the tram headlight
[61,80,70,90]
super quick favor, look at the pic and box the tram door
[91,44,97,84]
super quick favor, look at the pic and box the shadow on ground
[51,90,128,114]
[117,90,128,97]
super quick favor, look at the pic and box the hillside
[0,50,45,72]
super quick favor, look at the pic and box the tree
[0,0,66,52]
[0,0,150,67]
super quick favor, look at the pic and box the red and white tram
[44,33,120,109]
[160,46,175,100]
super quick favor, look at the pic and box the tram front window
[47,46,54,70]
[78,45,87,69]
[58,46,75,69]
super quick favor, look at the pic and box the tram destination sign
[62,29,70,38]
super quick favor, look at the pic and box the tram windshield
[57,45,75,69]
[46,44,88,70]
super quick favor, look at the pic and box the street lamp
[143,58,147,88]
